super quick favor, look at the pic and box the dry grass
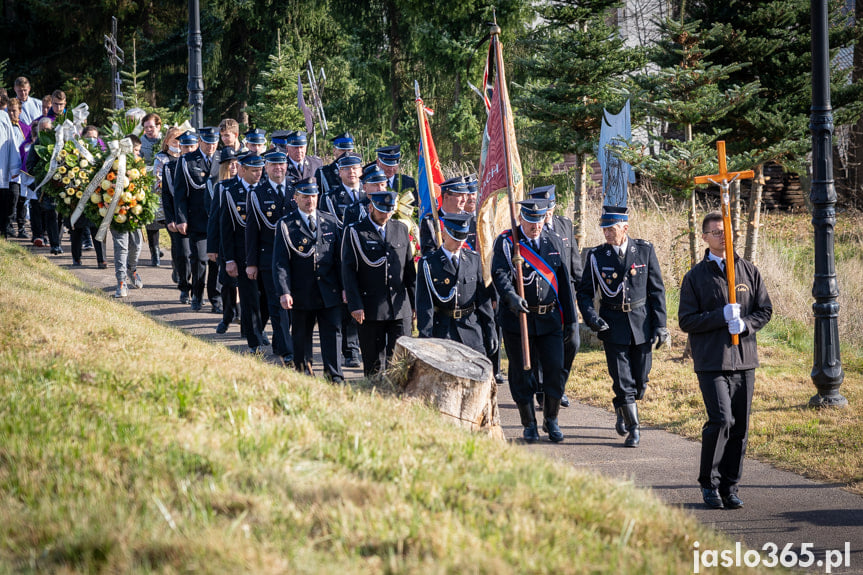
[565,191,863,495]
[0,239,758,573]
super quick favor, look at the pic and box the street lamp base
[808,393,848,408]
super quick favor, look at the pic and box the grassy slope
[0,239,758,573]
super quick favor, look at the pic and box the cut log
[391,336,503,440]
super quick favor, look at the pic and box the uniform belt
[527,302,557,315]
[602,298,645,312]
[434,304,475,319]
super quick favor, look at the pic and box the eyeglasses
[703,229,725,238]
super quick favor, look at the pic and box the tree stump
[391,336,503,440]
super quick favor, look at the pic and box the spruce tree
[512,0,646,245]
[617,18,759,266]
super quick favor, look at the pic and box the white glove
[723,303,741,321]
[728,317,746,335]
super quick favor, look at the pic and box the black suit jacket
[341,216,416,321]
[220,178,252,265]
[175,149,218,235]
[286,155,324,184]
[273,209,343,310]
[160,159,181,225]
[492,227,577,336]
[416,247,495,353]
[320,182,362,223]
[546,214,582,292]
[577,238,667,346]
[244,180,291,270]
[206,176,239,254]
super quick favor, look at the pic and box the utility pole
[808,0,847,407]
[104,16,125,111]
[188,0,204,128]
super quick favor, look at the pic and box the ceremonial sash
[503,231,558,297]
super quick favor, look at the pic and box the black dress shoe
[345,357,361,368]
[190,299,203,311]
[260,334,271,346]
[702,488,724,509]
[211,303,223,314]
[71,260,82,267]
[560,393,570,408]
[17,229,29,239]
[523,424,540,443]
[215,321,228,334]
[179,291,190,304]
[494,373,505,385]
[722,493,743,509]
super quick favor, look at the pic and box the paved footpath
[17,234,863,574]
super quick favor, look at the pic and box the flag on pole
[298,74,314,133]
[476,37,524,286]
[417,106,444,221]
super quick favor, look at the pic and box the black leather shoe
[179,291,190,304]
[621,403,641,447]
[345,357,361,368]
[190,299,203,311]
[494,373,505,385]
[722,493,743,509]
[615,406,627,437]
[261,333,271,346]
[523,424,540,443]
[215,321,228,334]
[211,303,223,314]
[560,393,570,408]
[542,395,564,443]
[702,488,724,509]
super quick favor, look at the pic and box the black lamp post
[188,0,204,129]
[808,0,847,407]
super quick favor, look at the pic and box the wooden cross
[693,140,755,346]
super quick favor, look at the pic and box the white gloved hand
[728,317,746,335]
[723,303,741,321]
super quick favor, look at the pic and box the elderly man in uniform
[419,176,469,256]
[246,151,295,365]
[220,153,269,352]
[492,199,577,444]
[577,206,668,447]
[342,190,416,377]
[316,132,354,199]
[320,152,362,223]
[274,176,345,383]
[528,184,581,408]
[375,145,417,204]
[679,211,772,510]
[284,130,323,185]
[175,126,221,312]
[416,212,497,355]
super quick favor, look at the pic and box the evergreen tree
[512,0,646,244]
[617,18,759,266]
[248,41,306,133]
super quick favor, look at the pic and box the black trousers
[503,327,564,405]
[357,316,411,377]
[0,187,13,236]
[207,259,222,307]
[187,233,208,302]
[293,306,343,380]
[603,341,653,407]
[30,200,60,247]
[341,304,361,361]
[259,268,293,360]
[168,229,191,292]
[70,224,104,264]
[218,259,238,325]
[697,370,754,495]
[236,267,266,349]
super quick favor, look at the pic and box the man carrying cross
[681,142,773,510]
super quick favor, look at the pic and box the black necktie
[532,239,539,253]
[308,214,316,233]
[451,255,459,270]
[618,247,625,261]
[277,184,283,197]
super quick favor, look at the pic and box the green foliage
[248,43,305,131]
[512,0,646,157]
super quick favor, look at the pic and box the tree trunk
[744,164,764,264]
[685,123,697,267]
[574,154,588,249]
[390,337,503,440]
[731,179,743,245]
